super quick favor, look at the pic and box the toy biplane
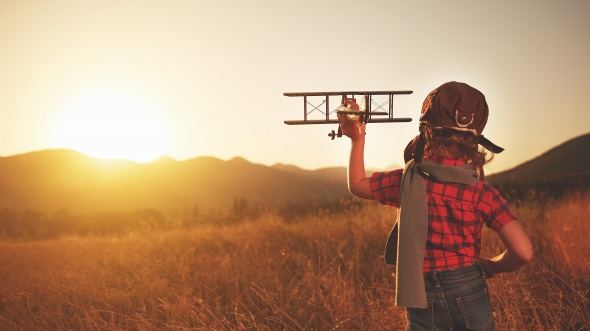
[283,90,413,139]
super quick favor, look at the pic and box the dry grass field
[0,192,588,330]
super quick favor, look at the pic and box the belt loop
[431,270,440,287]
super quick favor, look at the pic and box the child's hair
[410,124,493,180]
[426,126,493,166]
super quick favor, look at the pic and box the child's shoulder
[477,181,512,207]
[370,168,404,184]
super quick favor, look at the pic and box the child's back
[339,81,533,330]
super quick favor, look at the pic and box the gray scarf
[385,159,479,308]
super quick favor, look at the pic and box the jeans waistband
[424,262,485,283]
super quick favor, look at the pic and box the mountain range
[0,133,587,214]
[0,149,350,213]
[486,133,590,186]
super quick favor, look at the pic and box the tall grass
[0,193,588,330]
[482,191,590,330]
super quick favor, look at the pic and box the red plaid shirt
[370,156,516,273]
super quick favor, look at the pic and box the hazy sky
[1,0,589,173]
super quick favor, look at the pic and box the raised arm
[478,220,533,278]
[338,115,375,200]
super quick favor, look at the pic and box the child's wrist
[350,132,366,142]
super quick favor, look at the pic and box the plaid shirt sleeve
[479,185,517,231]
[370,169,403,208]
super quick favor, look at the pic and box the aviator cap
[420,81,503,153]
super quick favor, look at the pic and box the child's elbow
[500,221,534,266]
[520,246,534,264]
[515,243,534,266]
[348,185,374,200]
[348,187,365,199]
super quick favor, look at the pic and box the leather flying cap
[420,81,504,153]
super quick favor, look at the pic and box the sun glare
[52,91,168,163]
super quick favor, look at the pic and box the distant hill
[0,150,350,213]
[271,163,347,184]
[3,133,587,214]
[487,133,590,196]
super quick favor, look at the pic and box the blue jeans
[406,262,494,331]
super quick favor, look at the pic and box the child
[338,81,533,330]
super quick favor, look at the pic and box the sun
[52,91,168,163]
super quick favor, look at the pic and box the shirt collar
[428,155,467,166]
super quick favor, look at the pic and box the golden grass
[0,193,588,330]
[482,192,590,330]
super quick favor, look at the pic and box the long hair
[410,124,493,181]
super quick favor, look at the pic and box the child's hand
[338,114,366,141]
[476,258,497,279]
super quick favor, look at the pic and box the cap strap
[479,135,504,153]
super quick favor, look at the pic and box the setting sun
[52,91,168,163]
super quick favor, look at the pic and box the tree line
[0,197,365,241]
